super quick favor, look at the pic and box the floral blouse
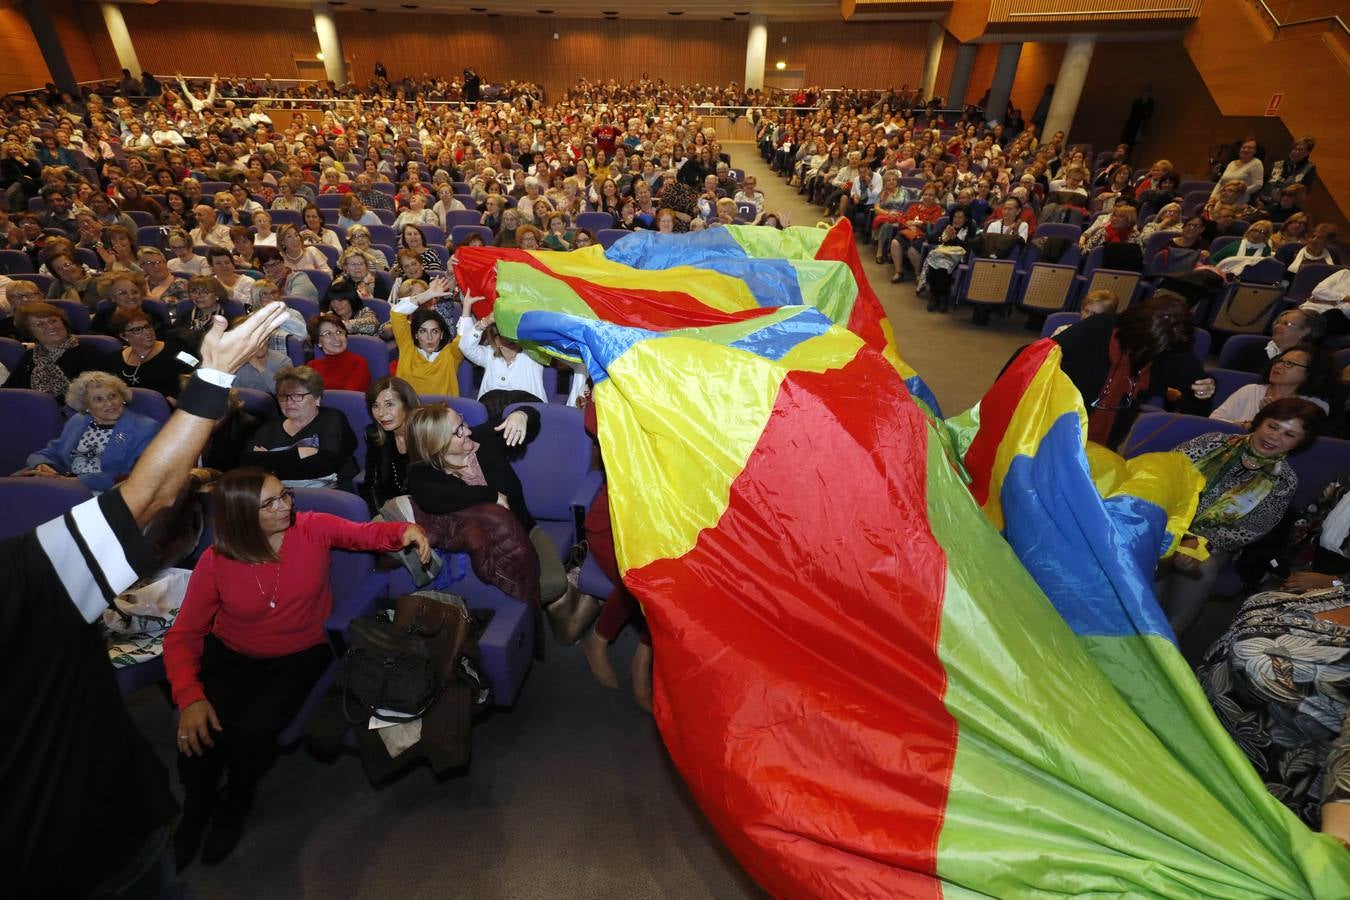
[1199,587,1350,827]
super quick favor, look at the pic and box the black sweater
[239,406,358,489]
[406,405,541,531]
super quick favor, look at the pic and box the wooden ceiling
[146,0,848,21]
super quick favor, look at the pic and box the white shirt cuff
[195,368,236,388]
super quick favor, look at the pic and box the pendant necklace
[254,559,283,609]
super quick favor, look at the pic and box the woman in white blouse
[1210,345,1331,428]
[984,197,1030,240]
[1211,138,1264,205]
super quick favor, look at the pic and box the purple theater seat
[0,474,94,541]
[0,389,64,476]
[502,403,603,556]
[1120,412,1244,459]
[1206,367,1260,406]
[318,389,373,480]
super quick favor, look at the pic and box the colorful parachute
[454,223,1350,897]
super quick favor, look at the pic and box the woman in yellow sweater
[390,275,464,396]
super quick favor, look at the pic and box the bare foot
[631,642,653,714]
[581,630,620,690]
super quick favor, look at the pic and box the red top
[164,512,406,708]
[310,350,372,392]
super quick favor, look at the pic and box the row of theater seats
[0,399,613,746]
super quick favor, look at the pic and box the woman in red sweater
[165,467,429,869]
[307,312,372,391]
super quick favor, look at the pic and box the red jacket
[164,512,406,708]
[311,350,372,392]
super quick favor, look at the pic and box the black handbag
[338,615,443,725]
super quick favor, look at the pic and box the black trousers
[177,634,330,805]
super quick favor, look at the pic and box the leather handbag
[393,591,472,684]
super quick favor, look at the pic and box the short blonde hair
[67,370,132,411]
[1081,289,1118,315]
[406,403,467,469]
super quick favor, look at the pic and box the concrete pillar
[20,0,78,95]
[744,14,768,91]
[311,3,348,87]
[984,42,1023,125]
[100,3,141,79]
[1041,35,1096,146]
[946,43,978,110]
[919,22,944,102]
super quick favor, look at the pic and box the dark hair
[205,246,233,264]
[212,467,287,563]
[949,204,971,225]
[409,307,451,350]
[110,307,153,334]
[365,376,421,446]
[1251,397,1325,452]
[302,203,325,228]
[307,311,346,345]
[253,246,283,267]
[1263,344,1336,402]
[1115,292,1194,369]
[399,223,427,249]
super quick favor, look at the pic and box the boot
[581,629,620,690]
[938,291,953,314]
[199,787,250,866]
[173,793,216,872]
[543,583,603,646]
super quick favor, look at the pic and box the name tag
[176,351,200,367]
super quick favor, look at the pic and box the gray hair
[66,370,132,412]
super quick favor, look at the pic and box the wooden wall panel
[0,0,101,95]
[68,5,953,99]
[965,40,1063,119]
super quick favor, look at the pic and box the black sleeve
[1052,313,1117,405]
[406,461,499,515]
[1152,350,1212,415]
[362,425,388,511]
[5,350,34,388]
[239,412,351,479]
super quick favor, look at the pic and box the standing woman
[165,467,429,868]
[362,376,421,514]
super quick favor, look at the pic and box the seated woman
[515,224,543,251]
[46,252,100,307]
[345,225,389,271]
[869,171,911,260]
[207,247,255,307]
[299,204,343,255]
[396,224,443,274]
[101,308,194,399]
[165,467,429,868]
[166,229,210,277]
[306,312,372,392]
[1210,219,1274,266]
[1198,578,1350,840]
[362,376,420,514]
[390,276,463,396]
[4,302,102,403]
[231,320,291,396]
[23,370,160,491]
[1139,203,1183,243]
[239,364,358,490]
[1288,224,1341,275]
[458,309,548,419]
[888,185,944,284]
[1271,212,1310,252]
[275,224,331,275]
[1053,293,1216,448]
[405,401,569,610]
[180,275,231,335]
[337,194,380,234]
[138,248,191,306]
[1211,345,1333,426]
[91,272,169,337]
[326,249,384,312]
[917,205,977,314]
[1079,204,1142,253]
[392,191,438,231]
[1159,398,1323,636]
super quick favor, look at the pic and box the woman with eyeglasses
[1210,219,1274,265]
[23,370,160,491]
[137,247,190,305]
[304,311,372,392]
[91,272,169,337]
[165,466,429,868]
[1210,345,1333,428]
[239,364,359,490]
[100,307,193,399]
[1158,398,1324,637]
[165,228,210,277]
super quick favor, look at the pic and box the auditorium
[1,0,1348,896]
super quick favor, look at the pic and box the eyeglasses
[122,324,154,336]
[278,391,314,403]
[453,421,469,439]
[259,488,294,511]
[1273,358,1308,369]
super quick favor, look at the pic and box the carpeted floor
[126,142,1033,899]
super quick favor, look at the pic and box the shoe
[890,273,902,284]
[926,297,939,312]
[631,643,653,714]
[543,583,603,646]
[582,629,620,690]
[173,797,215,872]
[199,796,248,866]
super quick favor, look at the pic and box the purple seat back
[445,210,482,229]
[1120,412,1243,458]
[0,389,65,475]
[235,386,277,419]
[0,475,94,541]
[1216,334,1266,369]
[1034,223,1081,242]
[1206,367,1260,405]
[0,249,35,274]
[1288,263,1343,303]
[418,394,488,426]
[576,211,615,232]
[597,229,628,249]
[450,225,495,248]
[319,389,372,478]
[128,387,172,424]
[290,487,380,624]
[1288,437,1350,511]
[286,295,321,321]
[0,336,26,371]
[502,402,593,526]
[48,299,92,334]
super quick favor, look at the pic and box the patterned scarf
[1190,435,1286,531]
[31,337,75,399]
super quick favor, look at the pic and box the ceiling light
[775,61,786,70]
[315,51,325,61]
